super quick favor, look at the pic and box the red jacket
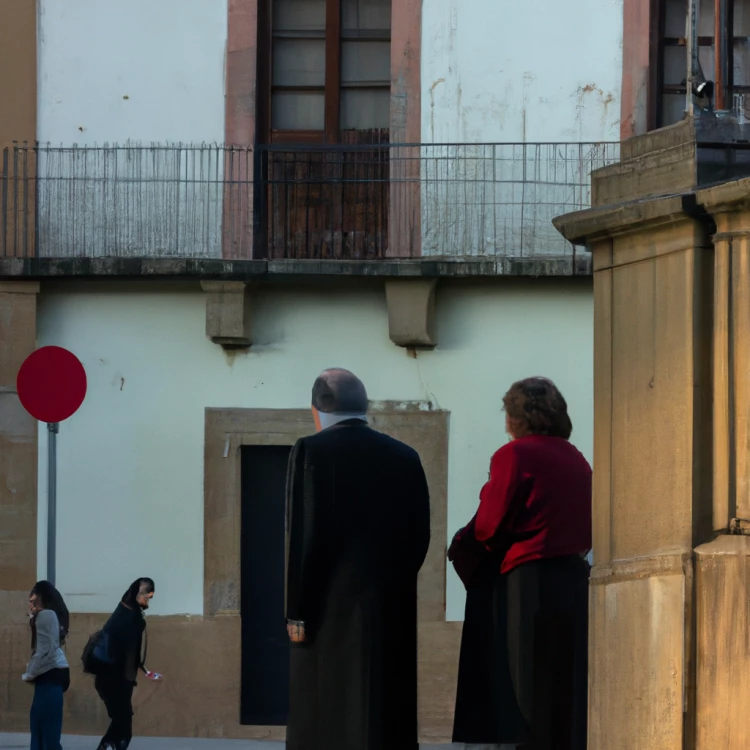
[461,435,592,575]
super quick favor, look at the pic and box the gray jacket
[22,609,69,682]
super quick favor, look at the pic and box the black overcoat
[285,419,431,750]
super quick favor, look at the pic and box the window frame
[257,0,392,144]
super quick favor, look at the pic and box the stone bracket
[385,278,437,349]
[200,281,252,349]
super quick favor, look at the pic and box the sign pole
[17,346,88,589]
[47,422,59,585]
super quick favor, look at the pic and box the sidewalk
[1,737,280,750]
[0,737,281,750]
[0,735,474,749]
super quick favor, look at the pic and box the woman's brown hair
[503,377,572,440]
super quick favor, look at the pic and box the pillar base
[695,535,750,749]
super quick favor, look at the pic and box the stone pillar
[0,281,39,727]
[555,175,750,749]
[586,216,713,750]
[0,0,36,149]
[692,190,750,750]
[0,1,37,258]
[0,281,39,588]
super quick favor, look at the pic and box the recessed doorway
[240,444,293,726]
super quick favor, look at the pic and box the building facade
[0,0,633,740]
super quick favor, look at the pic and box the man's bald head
[312,368,368,415]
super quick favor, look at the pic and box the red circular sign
[17,346,87,423]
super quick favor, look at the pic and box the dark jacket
[455,435,592,576]
[101,603,146,684]
[285,419,431,750]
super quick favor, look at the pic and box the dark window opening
[240,445,292,726]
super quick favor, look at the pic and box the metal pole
[715,0,730,110]
[687,0,699,116]
[47,422,59,585]
[715,0,725,109]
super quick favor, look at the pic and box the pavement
[0,735,501,749]
[1,737,281,750]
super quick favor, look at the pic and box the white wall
[421,0,623,144]
[37,0,228,145]
[37,0,622,146]
[36,0,229,258]
[37,280,593,620]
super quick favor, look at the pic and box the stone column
[587,214,713,750]
[0,281,40,727]
[554,191,716,749]
[0,0,37,258]
[0,281,40,588]
[0,0,36,149]
[692,188,750,750]
[555,175,750,750]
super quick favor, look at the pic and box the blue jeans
[30,682,63,750]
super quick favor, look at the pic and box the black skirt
[453,555,590,750]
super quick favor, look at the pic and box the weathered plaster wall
[421,0,623,143]
[37,0,227,144]
[35,279,593,619]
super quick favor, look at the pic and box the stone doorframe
[203,403,449,735]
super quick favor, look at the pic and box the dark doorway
[240,444,292,725]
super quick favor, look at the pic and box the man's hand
[287,621,306,643]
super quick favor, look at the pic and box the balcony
[1,141,619,276]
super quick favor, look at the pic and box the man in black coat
[285,368,431,750]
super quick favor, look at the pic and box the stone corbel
[385,279,437,350]
[200,281,252,349]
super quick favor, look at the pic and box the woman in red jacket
[450,377,592,750]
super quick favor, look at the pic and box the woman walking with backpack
[22,580,71,750]
[84,578,162,750]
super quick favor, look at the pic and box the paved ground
[2,737,281,750]
[1,737,278,750]
[0,734,505,749]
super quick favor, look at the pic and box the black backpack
[81,629,113,675]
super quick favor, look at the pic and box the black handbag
[81,629,113,675]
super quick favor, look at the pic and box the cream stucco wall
[37,0,227,145]
[421,0,623,143]
[36,280,593,620]
[37,0,622,147]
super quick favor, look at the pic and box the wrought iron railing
[1,141,619,261]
